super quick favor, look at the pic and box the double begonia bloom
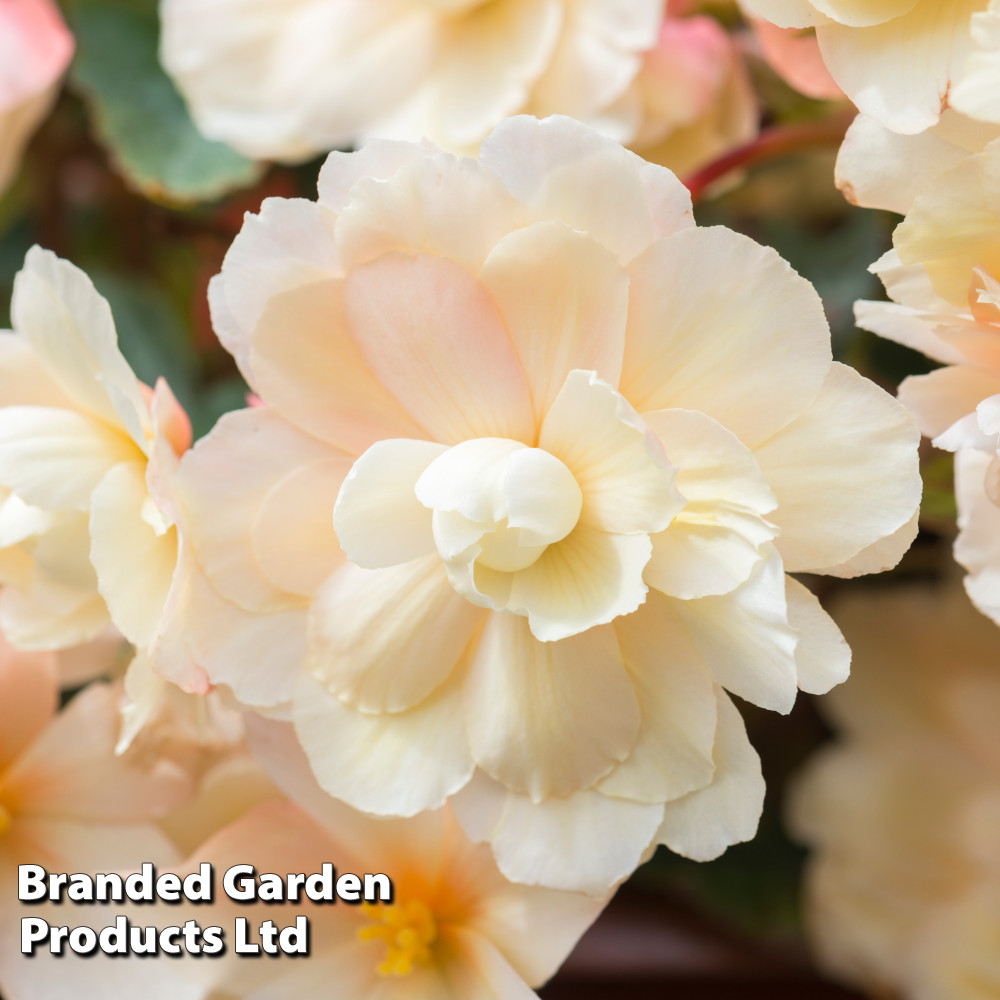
[853,139,1000,623]
[0,0,74,197]
[0,248,206,695]
[739,0,1000,135]
[790,585,1000,1000]
[148,721,604,999]
[0,635,189,1000]
[179,115,921,895]
[159,0,757,174]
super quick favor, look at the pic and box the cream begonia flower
[0,636,190,1000]
[0,247,207,700]
[854,139,1000,621]
[159,0,668,161]
[159,0,758,174]
[0,0,73,197]
[150,719,604,1000]
[738,0,1000,135]
[178,115,921,895]
[789,584,1000,1000]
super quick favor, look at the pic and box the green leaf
[66,0,262,203]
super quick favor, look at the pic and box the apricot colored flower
[0,247,205,694]
[0,0,73,196]
[178,115,920,894]
[0,635,189,1000]
[152,720,605,1000]
[738,0,1000,134]
[854,139,1000,621]
[790,585,1000,1000]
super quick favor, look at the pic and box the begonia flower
[151,720,605,1000]
[0,0,73,197]
[790,584,1000,1000]
[738,0,1000,135]
[178,115,921,894]
[854,139,1000,621]
[158,0,757,174]
[750,20,842,100]
[0,634,189,1000]
[0,247,206,697]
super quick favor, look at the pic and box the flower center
[359,899,438,977]
[415,438,583,579]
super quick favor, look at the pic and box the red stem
[682,112,853,203]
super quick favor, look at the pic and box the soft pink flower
[751,20,842,101]
[0,0,74,195]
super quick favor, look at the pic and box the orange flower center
[359,899,438,977]
[0,789,14,837]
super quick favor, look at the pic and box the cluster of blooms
[790,585,1000,1000]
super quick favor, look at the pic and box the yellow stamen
[359,899,437,977]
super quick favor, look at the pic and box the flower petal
[598,593,718,804]
[479,221,628,418]
[656,688,764,861]
[540,370,683,535]
[11,247,148,447]
[309,555,485,714]
[89,461,177,648]
[670,549,799,713]
[342,251,535,444]
[753,362,921,574]
[0,405,141,511]
[786,577,850,695]
[249,278,427,452]
[621,227,831,447]
[464,613,639,800]
[177,406,343,613]
[481,115,694,265]
[643,408,778,600]
[335,439,448,569]
[897,365,1000,442]
[293,669,474,817]
[0,635,57,770]
[955,448,1000,626]
[209,197,340,382]
[438,928,541,1000]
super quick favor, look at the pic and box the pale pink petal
[621,227,831,448]
[177,406,342,613]
[334,439,445,569]
[955,448,1000,626]
[309,555,484,714]
[753,362,921,574]
[293,669,474,817]
[656,688,764,861]
[0,405,142,511]
[464,613,639,800]
[253,458,349,595]
[479,221,628,417]
[317,138,436,213]
[209,197,341,382]
[0,635,57,769]
[336,150,527,272]
[598,592,718,803]
[539,370,683,535]
[6,682,191,821]
[897,365,1000,443]
[480,115,694,263]
[249,277,427,452]
[341,252,534,444]
[438,928,540,999]
[753,21,843,99]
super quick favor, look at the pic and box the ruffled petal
[0,635,57,770]
[341,251,535,444]
[753,362,921,574]
[786,577,850,695]
[463,613,639,800]
[621,227,832,447]
[309,555,484,714]
[656,688,764,861]
[293,669,474,817]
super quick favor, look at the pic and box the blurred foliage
[64,0,261,203]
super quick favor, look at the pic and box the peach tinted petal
[0,635,57,769]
